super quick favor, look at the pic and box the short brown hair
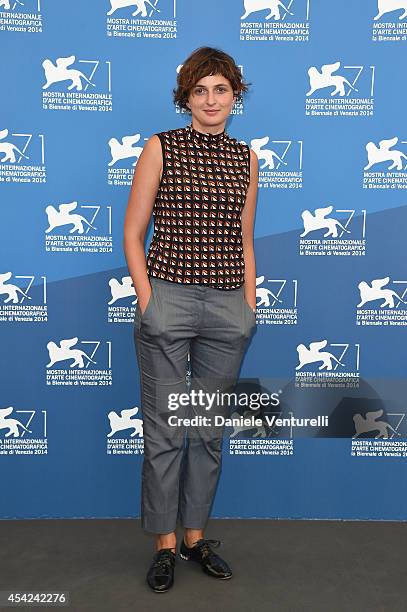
[173,46,251,114]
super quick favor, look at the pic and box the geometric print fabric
[146,122,251,289]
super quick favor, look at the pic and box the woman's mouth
[204,110,219,114]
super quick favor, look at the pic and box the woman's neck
[190,119,226,136]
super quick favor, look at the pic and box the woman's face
[186,73,236,128]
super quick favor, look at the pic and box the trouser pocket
[138,286,154,320]
[135,281,155,332]
[242,293,256,325]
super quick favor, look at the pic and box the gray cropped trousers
[134,275,257,534]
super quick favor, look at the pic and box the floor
[0,518,406,611]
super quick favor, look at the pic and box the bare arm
[241,148,259,311]
[123,134,162,314]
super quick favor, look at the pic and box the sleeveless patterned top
[145,122,251,290]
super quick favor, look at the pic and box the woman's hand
[244,295,256,311]
[138,288,152,315]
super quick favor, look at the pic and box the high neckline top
[185,122,229,150]
[146,124,251,289]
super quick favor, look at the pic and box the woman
[123,46,259,593]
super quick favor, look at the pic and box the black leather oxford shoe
[146,548,176,592]
[179,538,232,579]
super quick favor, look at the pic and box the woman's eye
[195,88,227,94]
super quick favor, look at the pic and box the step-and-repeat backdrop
[2,1,407,520]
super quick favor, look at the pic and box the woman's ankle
[183,529,204,547]
[156,532,176,552]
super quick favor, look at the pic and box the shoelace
[191,538,231,572]
[152,549,175,574]
[191,538,221,558]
